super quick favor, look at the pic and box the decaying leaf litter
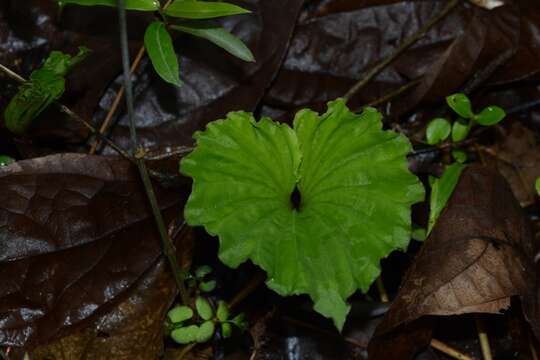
[1,0,540,359]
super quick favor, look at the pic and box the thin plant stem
[116,0,189,305]
[344,0,461,101]
[0,63,131,160]
[90,0,174,154]
[366,78,422,108]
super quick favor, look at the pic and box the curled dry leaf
[369,166,535,358]
[0,154,187,349]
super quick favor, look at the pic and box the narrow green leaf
[180,99,424,329]
[196,321,215,343]
[428,163,466,234]
[451,149,467,163]
[59,0,159,11]
[451,118,471,142]
[0,156,15,167]
[426,118,451,145]
[171,325,199,344]
[474,106,506,126]
[165,1,250,19]
[171,24,254,62]
[446,93,473,119]
[221,322,232,338]
[144,22,182,87]
[535,177,540,196]
[216,301,229,322]
[167,305,194,323]
[195,297,214,321]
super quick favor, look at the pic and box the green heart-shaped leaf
[180,99,424,329]
[196,321,215,343]
[451,118,471,142]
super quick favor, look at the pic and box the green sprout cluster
[165,266,247,345]
[426,93,506,163]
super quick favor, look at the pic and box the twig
[90,0,174,154]
[116,0,189,305]
[0,63,131,160]
[430,339,473,360]
[475,315,493,360]
[366,79,422,108]
[178,343,197,360]
[529,330,539,360]
[343,0,462,101]
[375,277,389,302]
[228,272,266,310]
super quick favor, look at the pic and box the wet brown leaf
[369,165,535,358]
[0,154,187,350]
[485,122,540,207]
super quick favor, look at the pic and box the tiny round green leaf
[195,297,214,321]
[216,301,229,322]
[0,156,15,167]
[195,265,212,278]
[196,321,215,343]
[474,106,506,126]
[199,280,217,292]
[452,149,468,164]
[446,93,473,119]
[167,305,194,324]
[221,322,232,338]
[426,118,451,145]
[451,119,471,142]
[170,325,199,344]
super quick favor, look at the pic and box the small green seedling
[425,93,506,163]
[186,265,217,293]
[166,299,246,344]
[4,47,90,134]
[57,0,254,87]
[0,155,15,167]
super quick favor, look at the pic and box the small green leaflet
[536,177,540,196]
[144,22,182,87]
[4,47,90,134]
[171,24,254,62]
[181,99,424,329]
[165,1,250,19]
[427,163,466,234]
[57,0,159,11]
[426,118,450,145]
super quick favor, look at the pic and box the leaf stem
[116,0,189,305]
[343,0,462,101]
[475,315,493,360]
[0,63,131,160]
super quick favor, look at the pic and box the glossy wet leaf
[426,118,451,145]
[428,163,466,234]
[4,47,90,134]
[0,154,185,348]
[196,321,215,343]
[171,325,199,344]
[0,156,15,167]
[474,105,506,126]
[181,99,424,329]
[165,1,250,19]
[168,305,194,323]
[446,93,474,119]
[195,297,214,321]
[58,0,159,11]
[171,24,254,62]
[144,22,182,87]
[216,301,229,322]
[451,119,471,142]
